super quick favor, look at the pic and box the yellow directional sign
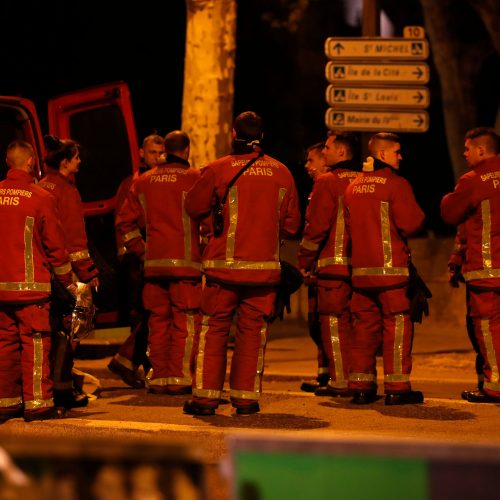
[325,37,429,60]
[326,86,430,109]
[325,62,430,84]
[325,108,429,133]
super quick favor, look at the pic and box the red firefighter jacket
[441,155,500,289]
[39,169,98,283]
[0,169,72,304]
[448,224,466,268]
[344,159,425,289]
[298,160,359,280]
[185,150,301,286]
[114,165,149,259]
[116,155,202,280]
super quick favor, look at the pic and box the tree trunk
[420,0,488,181]
[182,0,237,169]
[469,0,500,54]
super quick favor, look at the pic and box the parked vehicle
[0,82,140,327]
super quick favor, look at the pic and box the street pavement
[0,319,499,500]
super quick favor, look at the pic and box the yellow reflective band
[481,200,492,269]
[69,249,90,261]
[318,367,329,375]
[482,319,499,383]
[195,316,210,390]
[53,263,72,275]
[380,201,392,268]
[329,315,346,386]
[226,187,238,260]
[334,197,346,265]
[32,332,43,403]
[193,388,222,398]
[349,372,376,382]
[393,313,404,374]
[24,216,34,283]
[384,374,410,382]
[0,396,22,408]
[484,381,500,392]
[123,229,142,242]
[254,323,268,393]
[464,269,500,281]
[149,376,192,386]
[300,239,320,252]
[317,256,351,267]
[275,188,287,260]
[182,313,195,383]
[203,260,280,270]
[352,267,409,276]
[0,282,51,292]
[230,389,261,400]
[182,192,192,263]
[145,259,202,270]
[24,398,53,410]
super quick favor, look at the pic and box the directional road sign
[325,62,430,84]
[326,86,430,109]
[325,108,429,133]
[325,37,429,60]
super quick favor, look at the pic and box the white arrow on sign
[325,37,429,60]
[325,61,430,84]
[325,108,429,133]
[326,86,430,109]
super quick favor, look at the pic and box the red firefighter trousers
[317,280,351,391]
[349,288,414,394]
[307,283,329,380]
[142,280,201,391]
[192,282,276,409]
[469,289,500,398]
[0,303,54,413]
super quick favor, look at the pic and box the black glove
[407,262,432,324]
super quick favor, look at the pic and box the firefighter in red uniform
[39,135,100,409]
[108,134,165,388]
[448,225,485,398]
[299,142,330,393]
[441,127,500,403]
[116,131,202,395]
[0,141,72,422]
[344,132,425,405]
[183,111,301,416]
[299,132,359,397]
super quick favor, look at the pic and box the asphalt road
[0,320,499,500]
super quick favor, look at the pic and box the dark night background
[2,0,498,236]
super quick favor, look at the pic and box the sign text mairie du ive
[325,108,429,133]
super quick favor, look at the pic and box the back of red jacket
[299,161,359,280]
[39,169,98,283]
[0,169,72,303]
[117,156,202,280]
[185,152,301,286]
[344,161,424,289]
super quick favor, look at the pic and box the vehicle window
[71,105,133,203]
[0,105,40,180]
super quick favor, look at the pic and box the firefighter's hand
[448,263,463,288]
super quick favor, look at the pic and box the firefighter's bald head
[6,140,35,174]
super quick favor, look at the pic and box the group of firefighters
[0,110,499,423]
